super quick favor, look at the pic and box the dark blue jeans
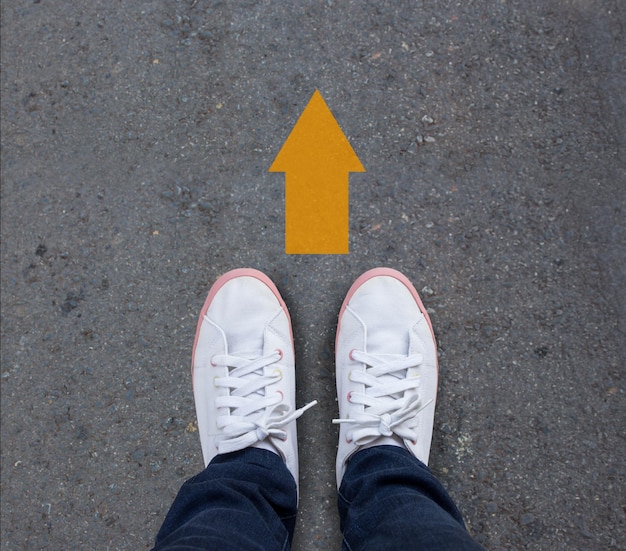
[153,446,484,550]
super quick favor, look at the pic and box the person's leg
[338,446,483,550]
[152,269,315,550]
[154,448,297,551]
[334,268,484,550]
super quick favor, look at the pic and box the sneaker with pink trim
[334,268,439,487]
[191,268,316,487]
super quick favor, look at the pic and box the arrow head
[269,90,365,173]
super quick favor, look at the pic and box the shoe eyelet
[347,391,353,403]
[273,369,283,380]
[276,390,284,401]
[347,370,352,382]
[213,376,220,387]
[275,348,284,360]
[210,356,218,367]
[349,349,357,361]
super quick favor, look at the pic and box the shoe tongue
[226,320,265,357]
[231,349,264,361]
[367,328,409,357]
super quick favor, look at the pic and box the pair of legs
[153,268,484,550]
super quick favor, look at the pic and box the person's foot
[334,268,439,486]
[191,268,316,486]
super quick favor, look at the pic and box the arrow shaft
[285,172,349,254]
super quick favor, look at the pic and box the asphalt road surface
[1,1,624,549]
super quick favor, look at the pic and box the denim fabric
[152,448,297,551]
[339,446,485,551]
[153,446,484,550]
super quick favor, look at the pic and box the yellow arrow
[269,90,365,254]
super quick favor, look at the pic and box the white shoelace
[332,350,432,445]
[212,350,317,454]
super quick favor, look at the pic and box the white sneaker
[334,268,439,487]
[191,268,316,487]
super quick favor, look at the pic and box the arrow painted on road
[269,90,365,254]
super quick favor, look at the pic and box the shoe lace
[332,350,432,445]
[212,350,317,454]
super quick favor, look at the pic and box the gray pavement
[1,1,625,549]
